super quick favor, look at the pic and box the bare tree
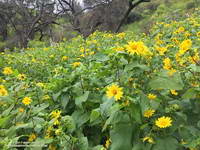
[0,0,59,48]
[0,0,152,48]
[57,0,151,37]
[0,13,8,41]
[115,0,151,32]
[57,0,113,37]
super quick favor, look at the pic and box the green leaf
[139,92,150,114]
[110,122,133,150]
[63,115,76,133]
[0,115,11,128]
[197,121,200,128]
[75,91,90,108]
[53,91,61,101]
[188,64,200,72]
[61,94,70,109]
[2,104,15,116]
[72,110,89,128]
[182,88,198,99]
[78,137,88,150]
[94,53,109,62]
[91,145,104,150]
[132,142,152,150]
[129,103,142,124]
[90,109,100,123]
[120,57,128,65]
[152,137,178,150]
[102,110,127,131]
[149,72,183,90]
[30,138,53,150]
[100,97,114,117]
[124,62,150,72]
[32,103,49,115]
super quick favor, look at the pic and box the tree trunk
[115,5,133,32]
[115,0,151,33]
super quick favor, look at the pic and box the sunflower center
[160,121,167,126]
[112,89,117,95]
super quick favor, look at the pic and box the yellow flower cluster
[48,144,56,150]
[154,33,164,45]
[179,39,192,55]
[170,90,178,96]
[155,46,168,56]
[50,110,61,119]
[175,26,185,34]
[55,129,62,135]
[42,95,51,100]
[171,37,179,44]
[0,85,8,96]
[18,107,24,113]
[72,62,81,67]
[28,133,37,142]
[105,138,111,149]
[116,32,126,39]
[147,93,157,100]
[174,39,193,66]
[188,49,200,64]
[36,82,45,88]
[79,47,95,58]
[50,110,61,125]
[62,56,68,61]
[2,67,13,75]
[163,57,172,70]
[163,57,176,76]
[125,41,152,57]
[45,126,53,139]
[197,31,200,37]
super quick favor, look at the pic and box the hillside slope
[124,0,200,34]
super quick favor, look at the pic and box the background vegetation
[0,0,200,150]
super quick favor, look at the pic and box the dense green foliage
[0,5,200,150]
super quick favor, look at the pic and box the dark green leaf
[75,91,90,108]
[182,88,198,99]
[149,72,183,90]
[152,137,178,150]
[110,122,133,150]
[90,109,100,123]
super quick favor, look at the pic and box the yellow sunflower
[2,67,13,75]
[143,136,154,143]
[28,133,37,142]
[147,93,157,100]
[22,97,32,105]
[0,85,8,96]
[17,74,26,80]
[170,90,178,96]
[155,116,172,128]
[106,84,123,101]
[144,109,155,118]
[72,62,81,67]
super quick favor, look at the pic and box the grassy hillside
[0,4,200,150]
[124,0,200,34]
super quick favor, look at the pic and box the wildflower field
[0,8,200,150]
